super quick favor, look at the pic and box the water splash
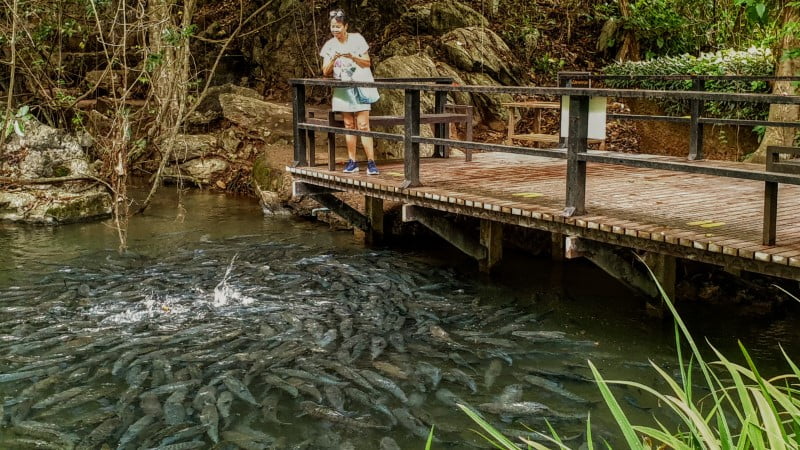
[213,254,254,307]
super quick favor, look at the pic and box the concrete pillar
[479,220,503,273]
[364,196,384,245]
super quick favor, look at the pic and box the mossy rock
[44,192,112,223]
[251,154,284,192]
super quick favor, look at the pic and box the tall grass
[455,267,800,449]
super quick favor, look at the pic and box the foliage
[454,266,800,449]
[594,0,779,60]
[602,48,774,119]
[1,106,33,138]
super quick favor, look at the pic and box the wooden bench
[502,100,606,150]
[304,104,474,169]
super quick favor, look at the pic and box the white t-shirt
[320,33,369,81]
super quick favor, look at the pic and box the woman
[320,9,379,175]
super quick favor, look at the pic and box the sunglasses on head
[329,10,344,18]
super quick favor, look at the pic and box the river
[1,189,797,449]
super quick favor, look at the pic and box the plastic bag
[352,66,380,104]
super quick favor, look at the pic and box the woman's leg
[355,110,375,161]
[341,112,357,161]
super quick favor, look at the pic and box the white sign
[560,96,607,140]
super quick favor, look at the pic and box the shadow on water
[0,189,797,448]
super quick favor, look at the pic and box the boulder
[189,84,264,125]
[219,94,293,143]
[462,71,513,130]
[441,26,519,86]
[372,54,441,158]
[167,134,219,163]
[430,1,488,33]
[0,119,112,224]
[162,157,230,186]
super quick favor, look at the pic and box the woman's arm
[342,53,370,68]
[321,55,337,77]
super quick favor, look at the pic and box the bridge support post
[551,232,565,261]
[642,252,677,303]
[402,205,485,259]
[292,83,308,167]
[565,94,589,216]
[365,196,384,245]
[479,220,503,273]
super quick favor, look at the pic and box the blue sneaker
[342,159,359,173]
[366,160,380,175]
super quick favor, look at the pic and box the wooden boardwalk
[288,152,800,279]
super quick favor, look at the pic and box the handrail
[290,76,800,246]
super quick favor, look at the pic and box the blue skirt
[332,87,371,113]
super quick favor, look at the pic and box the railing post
[689,76,705,160]
[565,94,589,216]
[763,146,780,245]
[557,71,590,148]
[402,88,421,188]
[292,83,308,167]
[434,83,449,158]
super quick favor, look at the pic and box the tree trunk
[616,0,640,62]
[745,6,800,163]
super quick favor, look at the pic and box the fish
[298,402,387,429]
[415,361,442,389]
[371,361,409,380]
[222,375,258,406]
[76,417,119,449]
[391,407,435,440]
[216,390,234,419]
[360,370,408,403]
[444,368,478,394]
[370,336,387,360]
[521,374,591,404]
[484,359,503,389]
[31,386,84,410]
[199,403,220,443]
[497,384,524,404]
[117,414,156,449]
[323,385,346,412]
[163,389,187,426]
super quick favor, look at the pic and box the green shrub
[602,48,774,120]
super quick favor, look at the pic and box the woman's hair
[329,9,348,25]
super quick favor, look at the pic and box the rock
[441,26,519,86]
[218,94,293,143]
[372,54,442,158]
[189,84,264,125]
[0,119,112,224]
[462,71,513,129]
[162,158,229,186]
[167,134,219,163]
[430,1,488,33]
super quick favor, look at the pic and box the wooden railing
[289,75,800,246]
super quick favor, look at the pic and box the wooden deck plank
[288,152,800,276]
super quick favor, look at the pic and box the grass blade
[588,360,642,449]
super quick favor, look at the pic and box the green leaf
[457,404,521,450]
[16,105,29,117]
[13,120,24,137]
[588,361,643,449]
[425,425,435,450]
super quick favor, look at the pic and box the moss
[251,154,283,192]
[52,166,71,177]
[45,193,112,223]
